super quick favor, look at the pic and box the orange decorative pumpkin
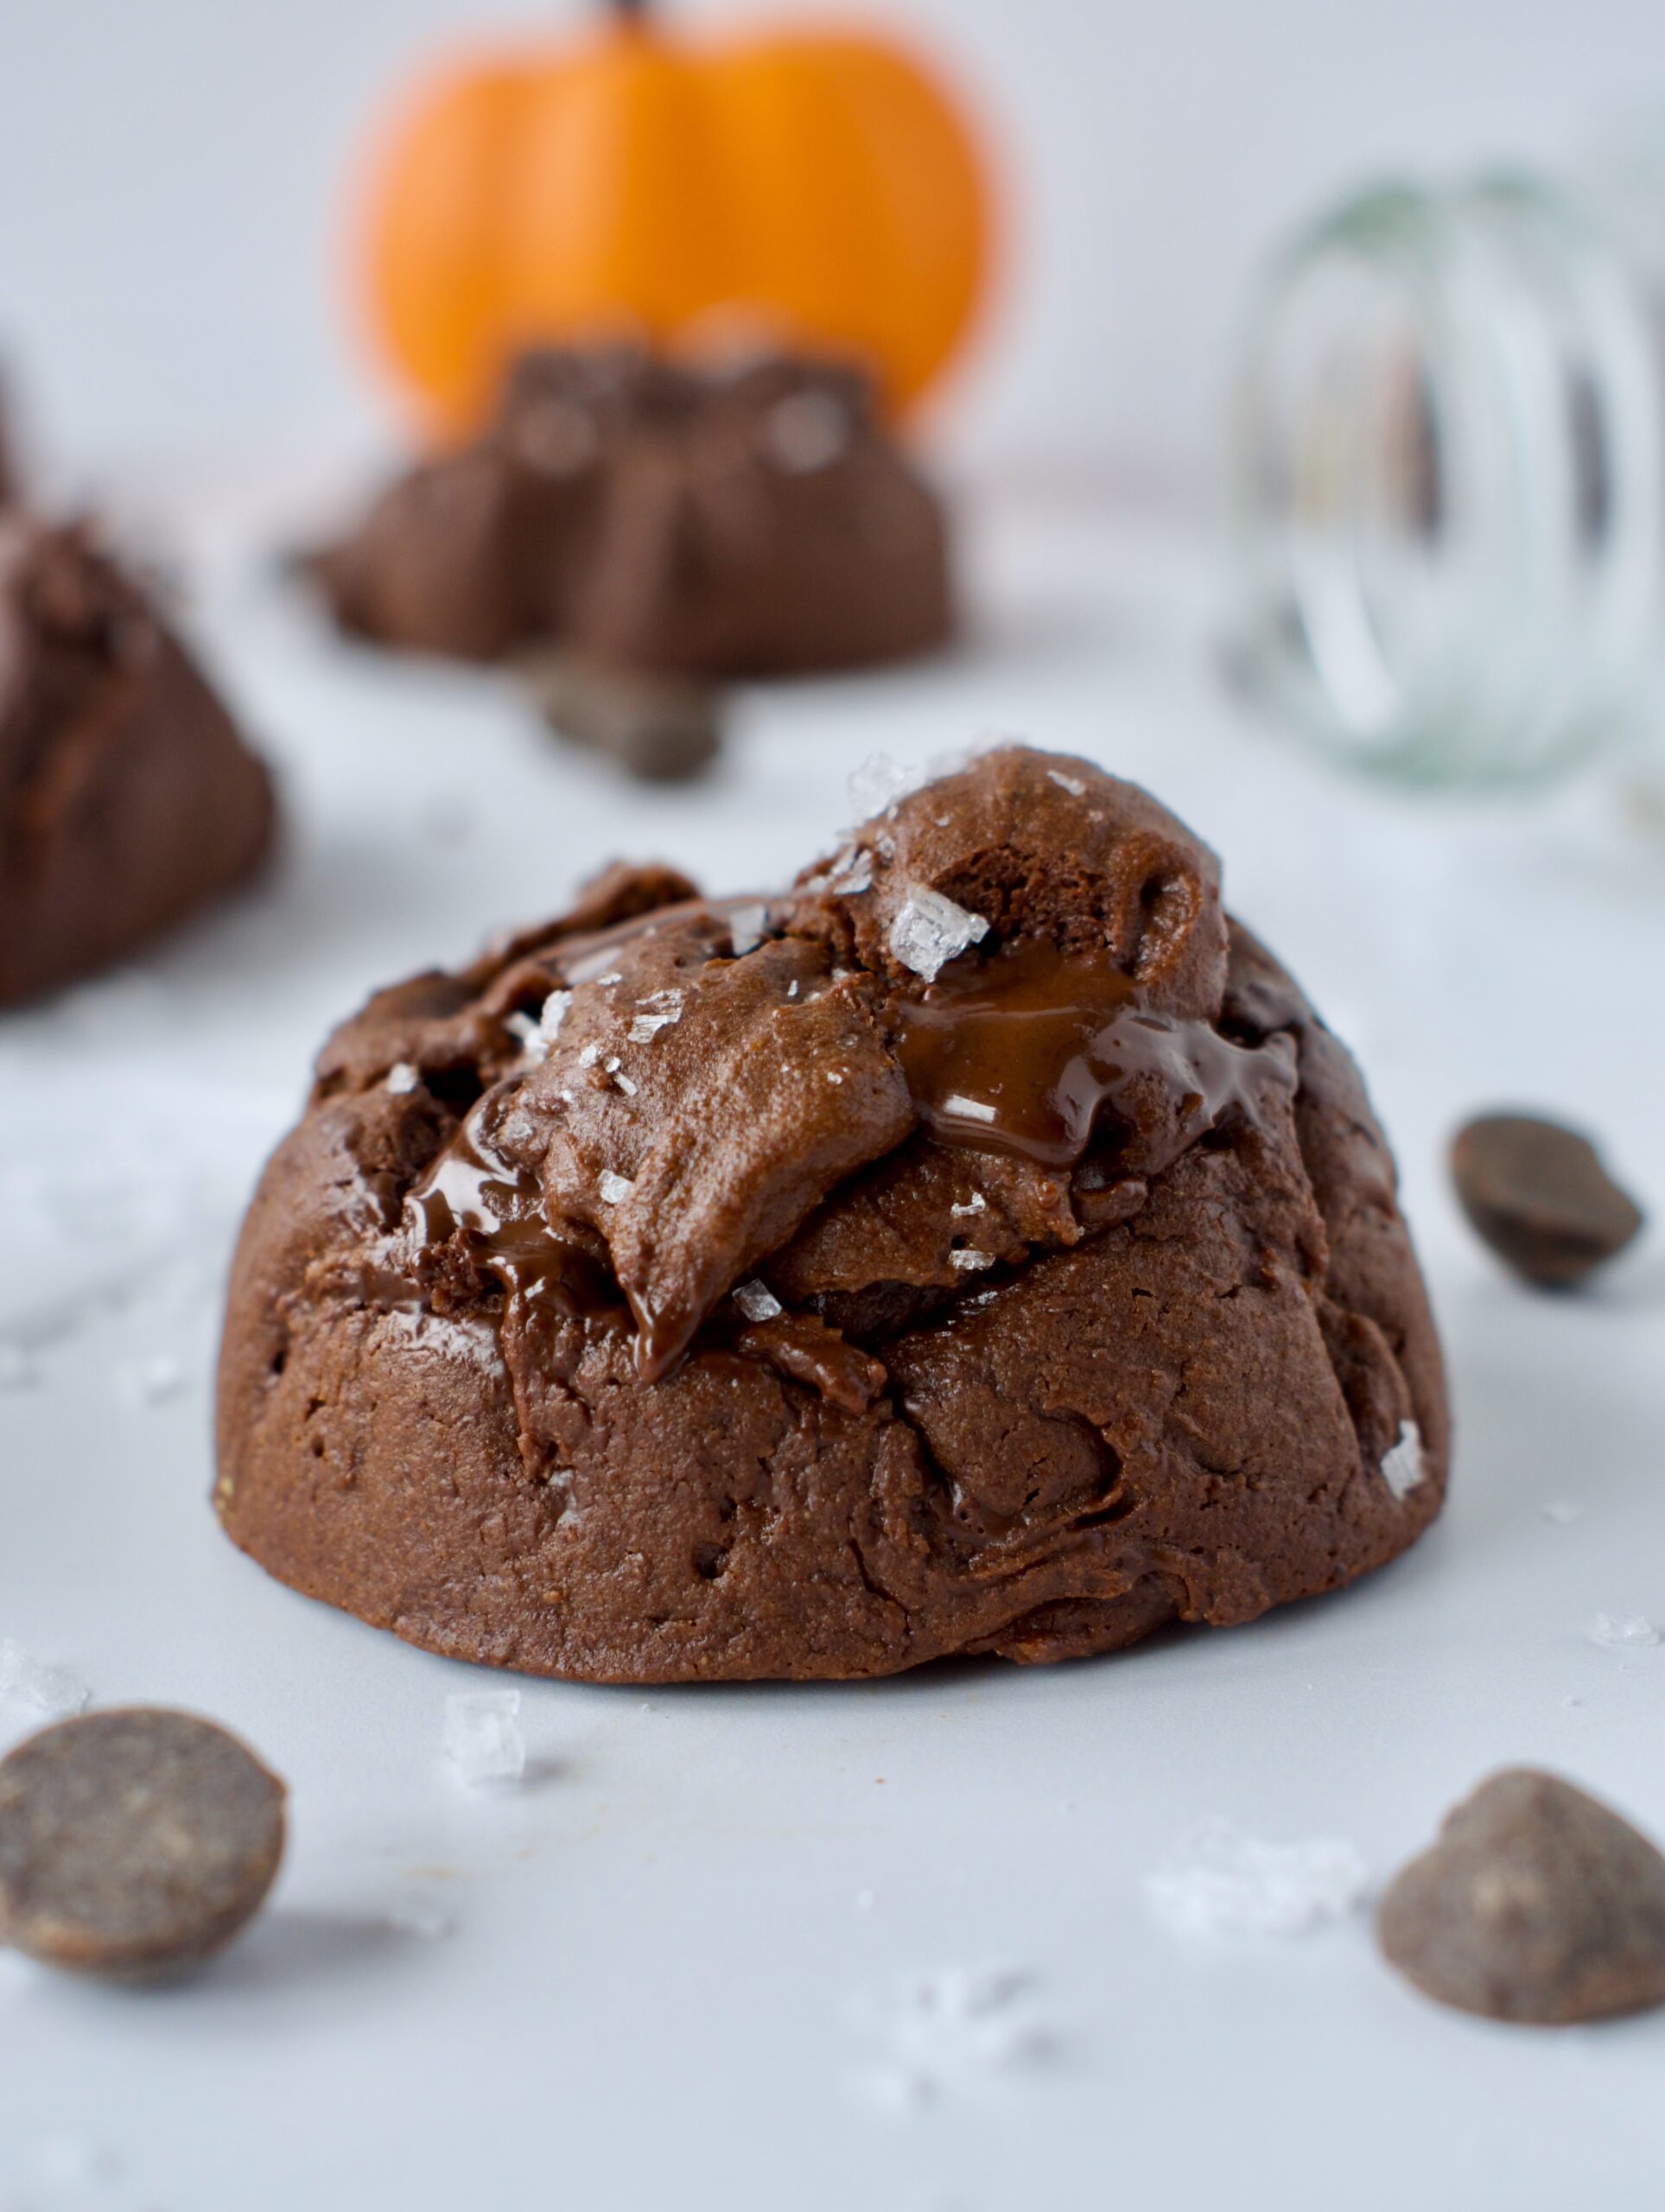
[359,2,994,438]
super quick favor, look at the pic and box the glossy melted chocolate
[410,1116,618,1322]
[895,938,1286,1171]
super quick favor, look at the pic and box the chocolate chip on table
[1377,1769,1665,2024]
[1451,1112,1644,1287]
[516,647,722,782]
[0,1709,286,1981]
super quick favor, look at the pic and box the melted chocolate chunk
[894,937,1293,1171]
[410,1111,620,1325]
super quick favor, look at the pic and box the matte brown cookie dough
[311,346,953,677]
[216,747,1449,1682]
[0,516,276,1007]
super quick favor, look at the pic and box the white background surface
[2,486,1664,2209]
[5,0,1665,486]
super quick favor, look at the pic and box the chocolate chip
[518,649,722,782]
[1377,1769,1665,2024]
[0,1709,286,1980]
[1451,1112,1644,1287]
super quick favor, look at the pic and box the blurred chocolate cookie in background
[0,512,276,1008]
[310,346,956,699]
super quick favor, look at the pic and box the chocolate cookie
[312,346,953,678]
[215,748,1449,1681]
[0,516,276,1007]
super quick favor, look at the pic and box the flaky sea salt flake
[851,1961,1055,2113]
[1046,768,1086,797]
[627,990,683,1044]
[831,849,875,895]
[1586,1612,1659,1649]
[804,842,857,893]
[599,1171,633,1206]
[950,1249,993,1272]
[734,1280,784,1324]
[384,1061,420,1095]
[1379,1420,1425,1500]
[728,903,768,957]
[950,1195,988,1217]
[889,887,988,982]
[578,1043,601,1068]
[1147,1816,1369,1937]
[848,753,926,823]
[387,1898,455,1941]
[943,1094,996,1124]
[0,1640,91,1724]
[116,1353,187,1408]
[442,1690,524,1789]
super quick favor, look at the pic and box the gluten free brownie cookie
[215,747,1448,1681]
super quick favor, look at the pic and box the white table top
[3,486,1663,2212]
